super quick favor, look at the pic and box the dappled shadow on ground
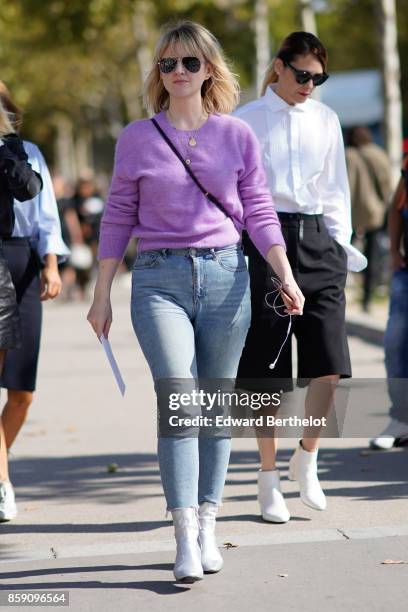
[225,447,408,503]
[4,446,407,513]
[0,580,190,595]
[0,521,169,535]
[0,563,202,595]
[9,453,161,503]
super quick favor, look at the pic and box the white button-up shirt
[234,85,366,272]
[12,141,70,263]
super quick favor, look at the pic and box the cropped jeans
[131,245,251,509]
[384,268,408,425]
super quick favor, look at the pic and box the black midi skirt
[0,238,42,391]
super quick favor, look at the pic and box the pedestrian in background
[370,154,408,449]
[235,31,366,525]
[87,20,304,582]
[0,82,69,523]
[69,175,104,299]
[346,126,392,311]
[0,95,43,521]
[52,174,86,301]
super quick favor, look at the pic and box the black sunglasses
[284,61,329,87]
[158,56,201,74]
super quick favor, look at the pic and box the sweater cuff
[97,232,130,260]
[249,226,287,260]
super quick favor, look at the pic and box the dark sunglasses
[158,56,201,74]
[284,61,329,87]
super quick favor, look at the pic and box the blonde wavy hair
[143,21,240,115]
[0,80,23,131]
[0,98,15,137]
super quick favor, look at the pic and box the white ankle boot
[0,481,17,522]
[171,507,203,582]
[288,442,326,511]
[198,502,223,573]
[257,469,290,523]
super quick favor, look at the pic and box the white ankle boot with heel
[257,441,327,522]
[257,469,290,523]
[198,502,223,573]
[288,441,326,511]
[170,503,223,582]
[171,507,203,583]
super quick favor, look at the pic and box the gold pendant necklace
[167,110,208,164]
[167,110,207,149]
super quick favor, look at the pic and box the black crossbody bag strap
[151,118,233,221]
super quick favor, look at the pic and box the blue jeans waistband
[138,243,241,257]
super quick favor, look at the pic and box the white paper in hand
[99,335,126,396]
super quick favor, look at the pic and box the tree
[299,0,317,34]
[1,0,407,176]
[378,0,403,184]
[254,0,271,95]
[299,0,320,100]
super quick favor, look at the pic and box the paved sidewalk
[345,297,387,345]
[0,281,406,611]
[1,536,407,611]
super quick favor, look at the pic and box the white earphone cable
[265,277,293,370]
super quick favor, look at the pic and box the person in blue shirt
[0,82,69,521]
[0,94,43,521]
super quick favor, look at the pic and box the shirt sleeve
[34,146,70,263]
[319,113,353,244]
[237,123,286,259]
[319,114,367,272]
[97,127,139,260]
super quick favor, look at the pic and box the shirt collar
[264,84,309,113]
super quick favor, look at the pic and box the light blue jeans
[131,245,251,509]
[384,268,408,425]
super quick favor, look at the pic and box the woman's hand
[265,245,304,315]
[279,279,304,315]
[40,267,62,301]
[87,297,113,339]
[86,257,121,339]
[40,255,62,301]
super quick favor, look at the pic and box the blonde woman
[87,21,304,582]
[0,99,42,521]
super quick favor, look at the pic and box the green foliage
[317,0,378,71]
[0,0,406,162]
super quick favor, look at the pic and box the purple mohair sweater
[98,110,285,260]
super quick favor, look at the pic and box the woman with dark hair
[0,96,43,521]
[235,32,366,524]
